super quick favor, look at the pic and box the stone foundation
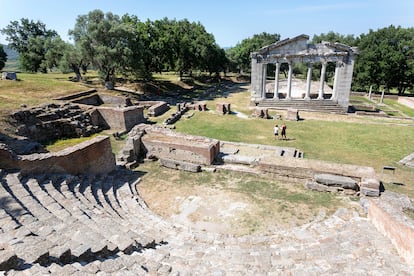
[94,106,145,132]
[366,192,414,263]
[139,125,220,165]
[0,136,116,175]
[259,156,379,195]
[216,103,231,114]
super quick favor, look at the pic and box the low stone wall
[140,126,220,165]
[259,156,379,195]
[366,192,414,264]
[0,136,116,175]
[147,101,170,117]
[94,106,145,132]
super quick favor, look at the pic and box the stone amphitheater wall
[0,135,116,175]
[367,193,414,264]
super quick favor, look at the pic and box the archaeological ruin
[251,34,357,113]
[1,82,414,274]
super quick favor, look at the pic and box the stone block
[360,177,380,190]
[286,108,299,121]
[160,158,201,172]
[147,101,170,117]
[216,102,231,114]
[252,108,269,119]
[360,187,380,197]
[304,181,341,193]
[314,173,358,190]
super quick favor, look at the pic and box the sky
[0,0,413,47]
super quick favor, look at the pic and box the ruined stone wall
[96,106,145,132]
[0,136,116,175]
[147,101,170,117]
[140,126,220,165]
[259,156,376,181]
[367,192,414,264]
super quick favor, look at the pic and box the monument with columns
[250,34,357,112]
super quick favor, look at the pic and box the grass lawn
[2,72,413,200]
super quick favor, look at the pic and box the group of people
[274,123,287,140]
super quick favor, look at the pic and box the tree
[312,31,357,46]
[226,32,280,73]
[0,45,7,70]
[353,25,414,94]
[70,9,145,88]
[1,18,58,72]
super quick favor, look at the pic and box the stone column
[273,62,280,99]
[286,61,293,100]
[318,60,327,100]
[262,64,267,98]
[331,61,341,100]
[304,63,312,100]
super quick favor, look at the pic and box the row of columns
[265,60,339,100]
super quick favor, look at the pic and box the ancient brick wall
[0,136,116,175]
[96,106,145,132]
[259,156,376,180]
[140,126,220,165]
[367,193,414,264]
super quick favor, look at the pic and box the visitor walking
[281,123,287,140]
[274,124,279,139]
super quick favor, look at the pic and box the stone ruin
[251,107,270,119]
[1,89,413,273]
[216,102,231,114]
[10,103,101,144]
[1,72,17,80]
[251,34,357,113]
[163,101,207,125]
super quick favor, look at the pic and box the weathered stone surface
[360,177,380,190]
[360,187,380,197]
[10,103,101,143]
[160,158,201,172]
[141,125,220,165]
[148,101,170,117]
[304,181,341,193]
[0,251,19,271]
[95,106,145,132]
[1,136,116,175]
[314,174,358,190]
[286,108,299,121]
[216,102,231,114]
[252,108,269,119]
[367,191,414,264]
[1,72,17,80]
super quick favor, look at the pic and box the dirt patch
[136,162,358,236]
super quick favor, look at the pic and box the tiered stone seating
[1,169,414,274]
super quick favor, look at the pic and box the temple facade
[250,34,357,112]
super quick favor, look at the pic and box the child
[274,124,279,139]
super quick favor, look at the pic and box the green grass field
[1,72,413,200]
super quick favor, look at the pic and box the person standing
[274,124,279,139]
[281,123,287,140]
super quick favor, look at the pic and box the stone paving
[0,168,413,275]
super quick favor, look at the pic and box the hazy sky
[0,0,413,47]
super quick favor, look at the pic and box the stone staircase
[257,99,347,113]
[1,168,413,274]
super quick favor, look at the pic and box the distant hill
[1,44,19,71]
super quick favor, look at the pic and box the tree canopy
[1,19,58,72]
[353,25,414,94]
[0,45,7,70]
[226,32,280,73]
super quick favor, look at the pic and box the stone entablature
[0,136,116,175]
[251,34,357,111]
